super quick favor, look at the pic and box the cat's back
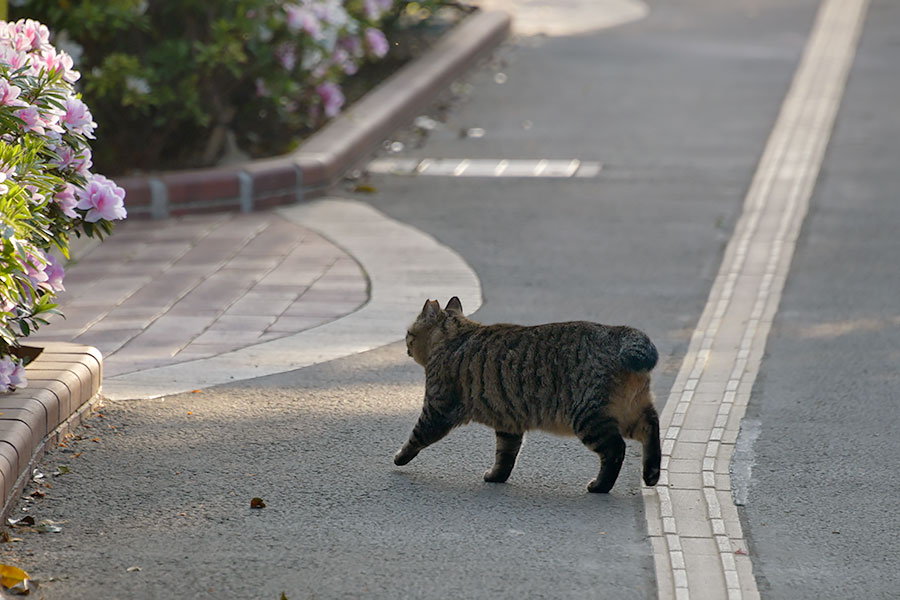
[466,320,627,358]
[439,320,638,383]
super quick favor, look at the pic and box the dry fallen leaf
[353,184,377,194]
[0,531,23,543]
[91,438,100,443]
[29,490,45,499]
[7,516,35,528]
[0,563,32,593]
[250,497,266,509]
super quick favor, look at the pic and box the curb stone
[0,342,102,521]
[118,10,512,219]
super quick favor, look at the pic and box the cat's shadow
[388,467,638,510]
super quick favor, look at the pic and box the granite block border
[119,10,511,219]
[0,342,102,521]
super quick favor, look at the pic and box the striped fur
[395,297,662,493]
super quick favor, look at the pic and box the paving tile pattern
[28,212,369,379]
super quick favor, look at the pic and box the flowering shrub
[0,18,127,392]
[13,0,452,174]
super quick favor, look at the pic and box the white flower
[125,76,151,95]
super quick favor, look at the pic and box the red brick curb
[0,343,102,520]
[119,10,511,219]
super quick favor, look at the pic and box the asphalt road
[6,0,899,598]
[739,0,900,596]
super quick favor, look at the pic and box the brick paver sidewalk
[29,211,368,379]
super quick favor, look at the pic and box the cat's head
[406,296,466,367]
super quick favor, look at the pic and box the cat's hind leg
[574,408,626,493]
[394,402,458,466]
[484,431,524,483]
[635,404,661,486]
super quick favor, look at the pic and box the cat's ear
[445,296,463,316]
[422,299,441,320]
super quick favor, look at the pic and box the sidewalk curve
[101,199,482,400]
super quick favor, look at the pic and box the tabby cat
[395,297,661,493]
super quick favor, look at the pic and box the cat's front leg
[483,431,524,483]
[394,402,457,466]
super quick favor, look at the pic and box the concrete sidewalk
[29,212,369,380]
[27,199,482,402]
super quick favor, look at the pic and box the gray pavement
[2,0,899,598]
[740,0,900,596]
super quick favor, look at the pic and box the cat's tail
[618,327,658,372]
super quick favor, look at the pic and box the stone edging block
[119,10,511,219]
[0,342,102,520]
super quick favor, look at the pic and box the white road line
[101,199,483,400]
[643,1,870,599]
[366,158,602,178]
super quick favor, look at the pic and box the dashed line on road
[643,1,871,599]
[366,157,602,178]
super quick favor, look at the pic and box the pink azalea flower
[275,43,297,71]
[14,106,45,134]
[0,78,25,107]
[75,174,127,222]
[34,47,80,83]
[12,19,50,53]
[62,96,97,138]
[316,82,345,118]
[54,183,79,218]
[0,293,15,314]
[0,45,30,71]
[49,143,92,174]
[365,28,389,58]
[0,355,28,391]
[364,0,384,20]
[339,36,364,59]
[285,4,323,38]
[22,247,49,287]
[331,48,358,75]
[43,253,65,292]
[314,0,349,28]
[72,146,92,174]
[15,105,64,136]
[23,184,45,205]
[0,161,12,195]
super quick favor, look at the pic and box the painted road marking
[643,1,871,599]
[366,157,601,178]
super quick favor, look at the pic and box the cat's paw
[393,445,419,466]
[587,477,614,494]
[483,468,511,483]
[643,465,660,487]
